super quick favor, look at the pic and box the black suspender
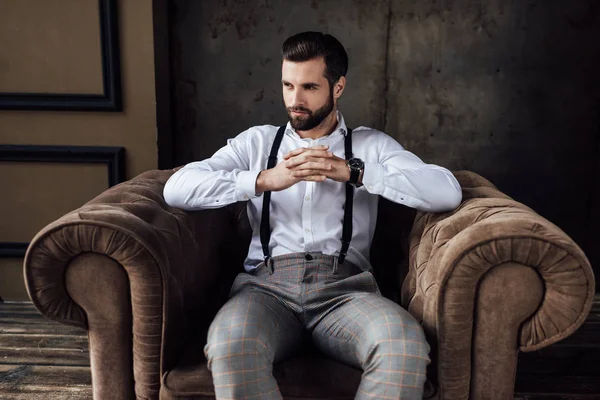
[260,126,286,265]
[260,126,354,267]
[340,127,354,265]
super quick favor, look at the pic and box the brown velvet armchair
[24,169,595,400]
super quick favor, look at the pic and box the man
[164,31,462,400]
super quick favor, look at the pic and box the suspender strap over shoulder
[259,125,354,267]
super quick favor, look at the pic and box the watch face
[348,158,364,169]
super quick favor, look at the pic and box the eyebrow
[281,80,321,88]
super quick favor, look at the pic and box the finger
[285,156,331,168]
[303,149,333,158]
[285,151,333,167]
[301,175,327,182]
[293,161,332,171]
[292,169,327,177]
[284,145,329,160]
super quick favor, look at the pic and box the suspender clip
[264,255,274,275]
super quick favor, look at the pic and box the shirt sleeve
[361,133,462,212]
[163,129,261,210]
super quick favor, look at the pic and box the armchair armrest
[24,169,238,400]
[402,170,595,398]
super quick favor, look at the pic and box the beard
[286,87,334,131]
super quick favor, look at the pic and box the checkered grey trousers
[204,252,431,399]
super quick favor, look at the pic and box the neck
[296,109,338,140]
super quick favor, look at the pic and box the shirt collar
[285,110,348,139]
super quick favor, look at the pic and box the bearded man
[164,31,462,400]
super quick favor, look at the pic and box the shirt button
[305,196,311,201]
[243,195,249,200]
[305,253,313,261]
[305,228,310,233]
[367,186,373,191]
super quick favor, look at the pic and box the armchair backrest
[370,198,417,302]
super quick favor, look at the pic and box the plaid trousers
[204,252,431,400]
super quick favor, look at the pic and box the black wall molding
[0,0,122,111]
[0,144,125,257]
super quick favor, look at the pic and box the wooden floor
[514,297,600,399]
[0,300,599,400]
[0,302,91,399]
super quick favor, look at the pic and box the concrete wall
[0,0,157,300]
[171,0,600,282]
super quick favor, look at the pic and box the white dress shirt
[163,112,462,272]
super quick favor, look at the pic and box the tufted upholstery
[24,169,594,400]
[401,171,595,398]
[25,169,249,399]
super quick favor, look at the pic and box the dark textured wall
[170,0,600,284]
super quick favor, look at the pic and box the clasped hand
[256,145,350,193]
[284,145,349,182]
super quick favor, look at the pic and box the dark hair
[281,31,348,87]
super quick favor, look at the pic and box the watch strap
[349,166,360,184]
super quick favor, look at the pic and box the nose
[290,89,305,107]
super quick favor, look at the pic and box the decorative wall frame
[0,0,122,111]
[0,145,126,257]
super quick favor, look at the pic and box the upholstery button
[305,253,313,261]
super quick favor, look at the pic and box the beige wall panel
[0,259,28,300]
[0,1,157,300]
[0,0,157,179]
[0,162,108,242]
[0,0,103,94]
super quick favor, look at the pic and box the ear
[333,76,346,100]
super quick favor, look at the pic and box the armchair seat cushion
[160,342,438,400]
[160,343,362,399]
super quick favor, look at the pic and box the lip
[291,111,308,115]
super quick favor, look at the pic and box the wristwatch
[346,158,364,187]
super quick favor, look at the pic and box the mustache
[288,106,311,114]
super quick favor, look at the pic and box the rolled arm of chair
[402,171,595,397]
[24,169,235,399]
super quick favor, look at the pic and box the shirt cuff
[235,170,262,201]
[362,162,384,194]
